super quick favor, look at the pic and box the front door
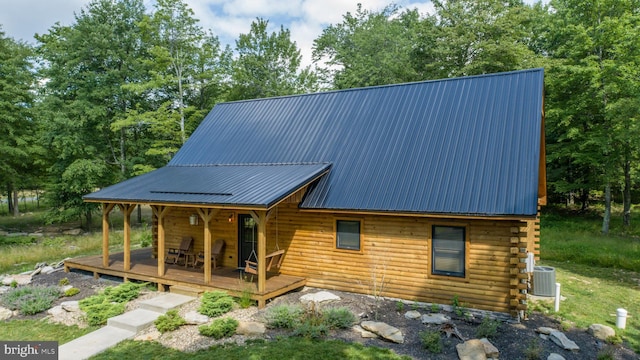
[238,214,258,268]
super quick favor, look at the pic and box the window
[432,225,465,277]
[336,220,361,250]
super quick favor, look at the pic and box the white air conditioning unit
[532,266,556,297]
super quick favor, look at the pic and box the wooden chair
[165,237,193,265]
[244,249,285,275]
[193,239,225,269]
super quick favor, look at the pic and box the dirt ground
[18,269,640,359]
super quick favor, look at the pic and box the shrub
[264,304,303,329]
[155,310,186,333]
[102,282,144,303]
[237,289,254,309]
[198,291,235,317]
[64,287,80,297]
[395,301,404,312]
[83,302,125,326]
[199,317,238,339]
[58,278,70,286]
[1,285,62,315]
[10,280,17,288]
[524,338,542,360]
[292,321,328,339]
[476,317,500,339]
[323,307,357,329]
[419,330,443,354]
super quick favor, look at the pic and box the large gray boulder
[361,321,404,344]
[588,324,615,341]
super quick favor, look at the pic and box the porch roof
[83,163,331,208]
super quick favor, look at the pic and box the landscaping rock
[588,324,615,341]
[549,331,580,351]
[361,321,404,344]
[61,301,80,312]
[61,285,74,293]
[0,307,13,321]
[422,313,450,325]
[2,274,32,286]
[299,291,340,304]
[536,326,555,335]
[404,310,421,319]
[456,339,487,360]
[236,321,266,335]
[547,354,566,360]
[47,305,67,317]
[352,325,378,338]
[41,266,56,275]
[480,338,499,358]
[184,311,209,325]
[63,228,83,236]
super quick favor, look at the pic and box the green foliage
[395,301,404,312]
[524,338,542,360]
[1,285,61,315]
[198,290,235,317]
[0,319,97,345]
[198,317,238,339]
[154,310,186,333]
[419,329,443,354]
[79,282,143,326]
[10,280,17,288]
[292,321,328,339]
[597,346,616,360]
[476,317,500,339]
[64,288,80,297]
[58,277,70,286]
[322,307,357,329]
[237,288,254,309]
[92,337,412,360]
[263,304,304,329]
[606,335,623,345]
[430,303,440,313]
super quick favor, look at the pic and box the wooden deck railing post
[250,210,269,297]
[102,203,115,268]
[119,204,136,271]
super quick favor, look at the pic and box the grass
[91,338,412,360]
[0,319,98,344]
[537,205,640,352]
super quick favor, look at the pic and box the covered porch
[64,248,306,306]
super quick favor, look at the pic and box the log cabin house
[76,68,546,316]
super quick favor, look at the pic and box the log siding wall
[152,203,536,315]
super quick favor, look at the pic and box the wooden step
[170,285,204,297]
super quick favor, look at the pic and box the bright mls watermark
[1,341,58,360]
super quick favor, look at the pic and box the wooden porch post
[152,206,170,276]
[119,204,136,271]
[196,208,219,284]
[250,210,271,300]
[102,203,115,268]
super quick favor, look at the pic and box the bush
[199,317,238,339]
[237,289,254,309]
[476,317,500,339]
[64,287,80,297]
[83,302,125,326]
[102,282,144,303]
[155,310,186,333]
[264,304,303,329]
[292,321,328,339]
[323,307,357,329]
[78,282,144,326]
[1,285,62,315]
[198,291,235,317]
[58,278,70,286]
[419,329,443,354]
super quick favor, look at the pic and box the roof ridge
[218,68,544,105]
[168,162,332,168]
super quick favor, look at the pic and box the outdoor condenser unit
[532,266,556,297]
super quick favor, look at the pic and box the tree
[542,0,640,232]
[313,4,424,89]
[0,29,36,216]
[229,18,317,100]
[36,0,149,226]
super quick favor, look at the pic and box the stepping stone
[138,293,194,313]
[361,321,404,344]
[107,309,161,333]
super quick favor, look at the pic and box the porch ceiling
[84,162,331,208]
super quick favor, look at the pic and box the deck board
[64,248,306,306]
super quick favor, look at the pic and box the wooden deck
[63,248,306,307]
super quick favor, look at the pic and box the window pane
[337,220,360,250]
[432,226,465,277]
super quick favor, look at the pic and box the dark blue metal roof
[88,68,544,216]
[84,163,331,208]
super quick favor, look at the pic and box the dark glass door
[238,214,257,267]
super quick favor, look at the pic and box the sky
[0,0,544,67]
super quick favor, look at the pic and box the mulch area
[11,269,640,359]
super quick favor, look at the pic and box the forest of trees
[1,0,639,234]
